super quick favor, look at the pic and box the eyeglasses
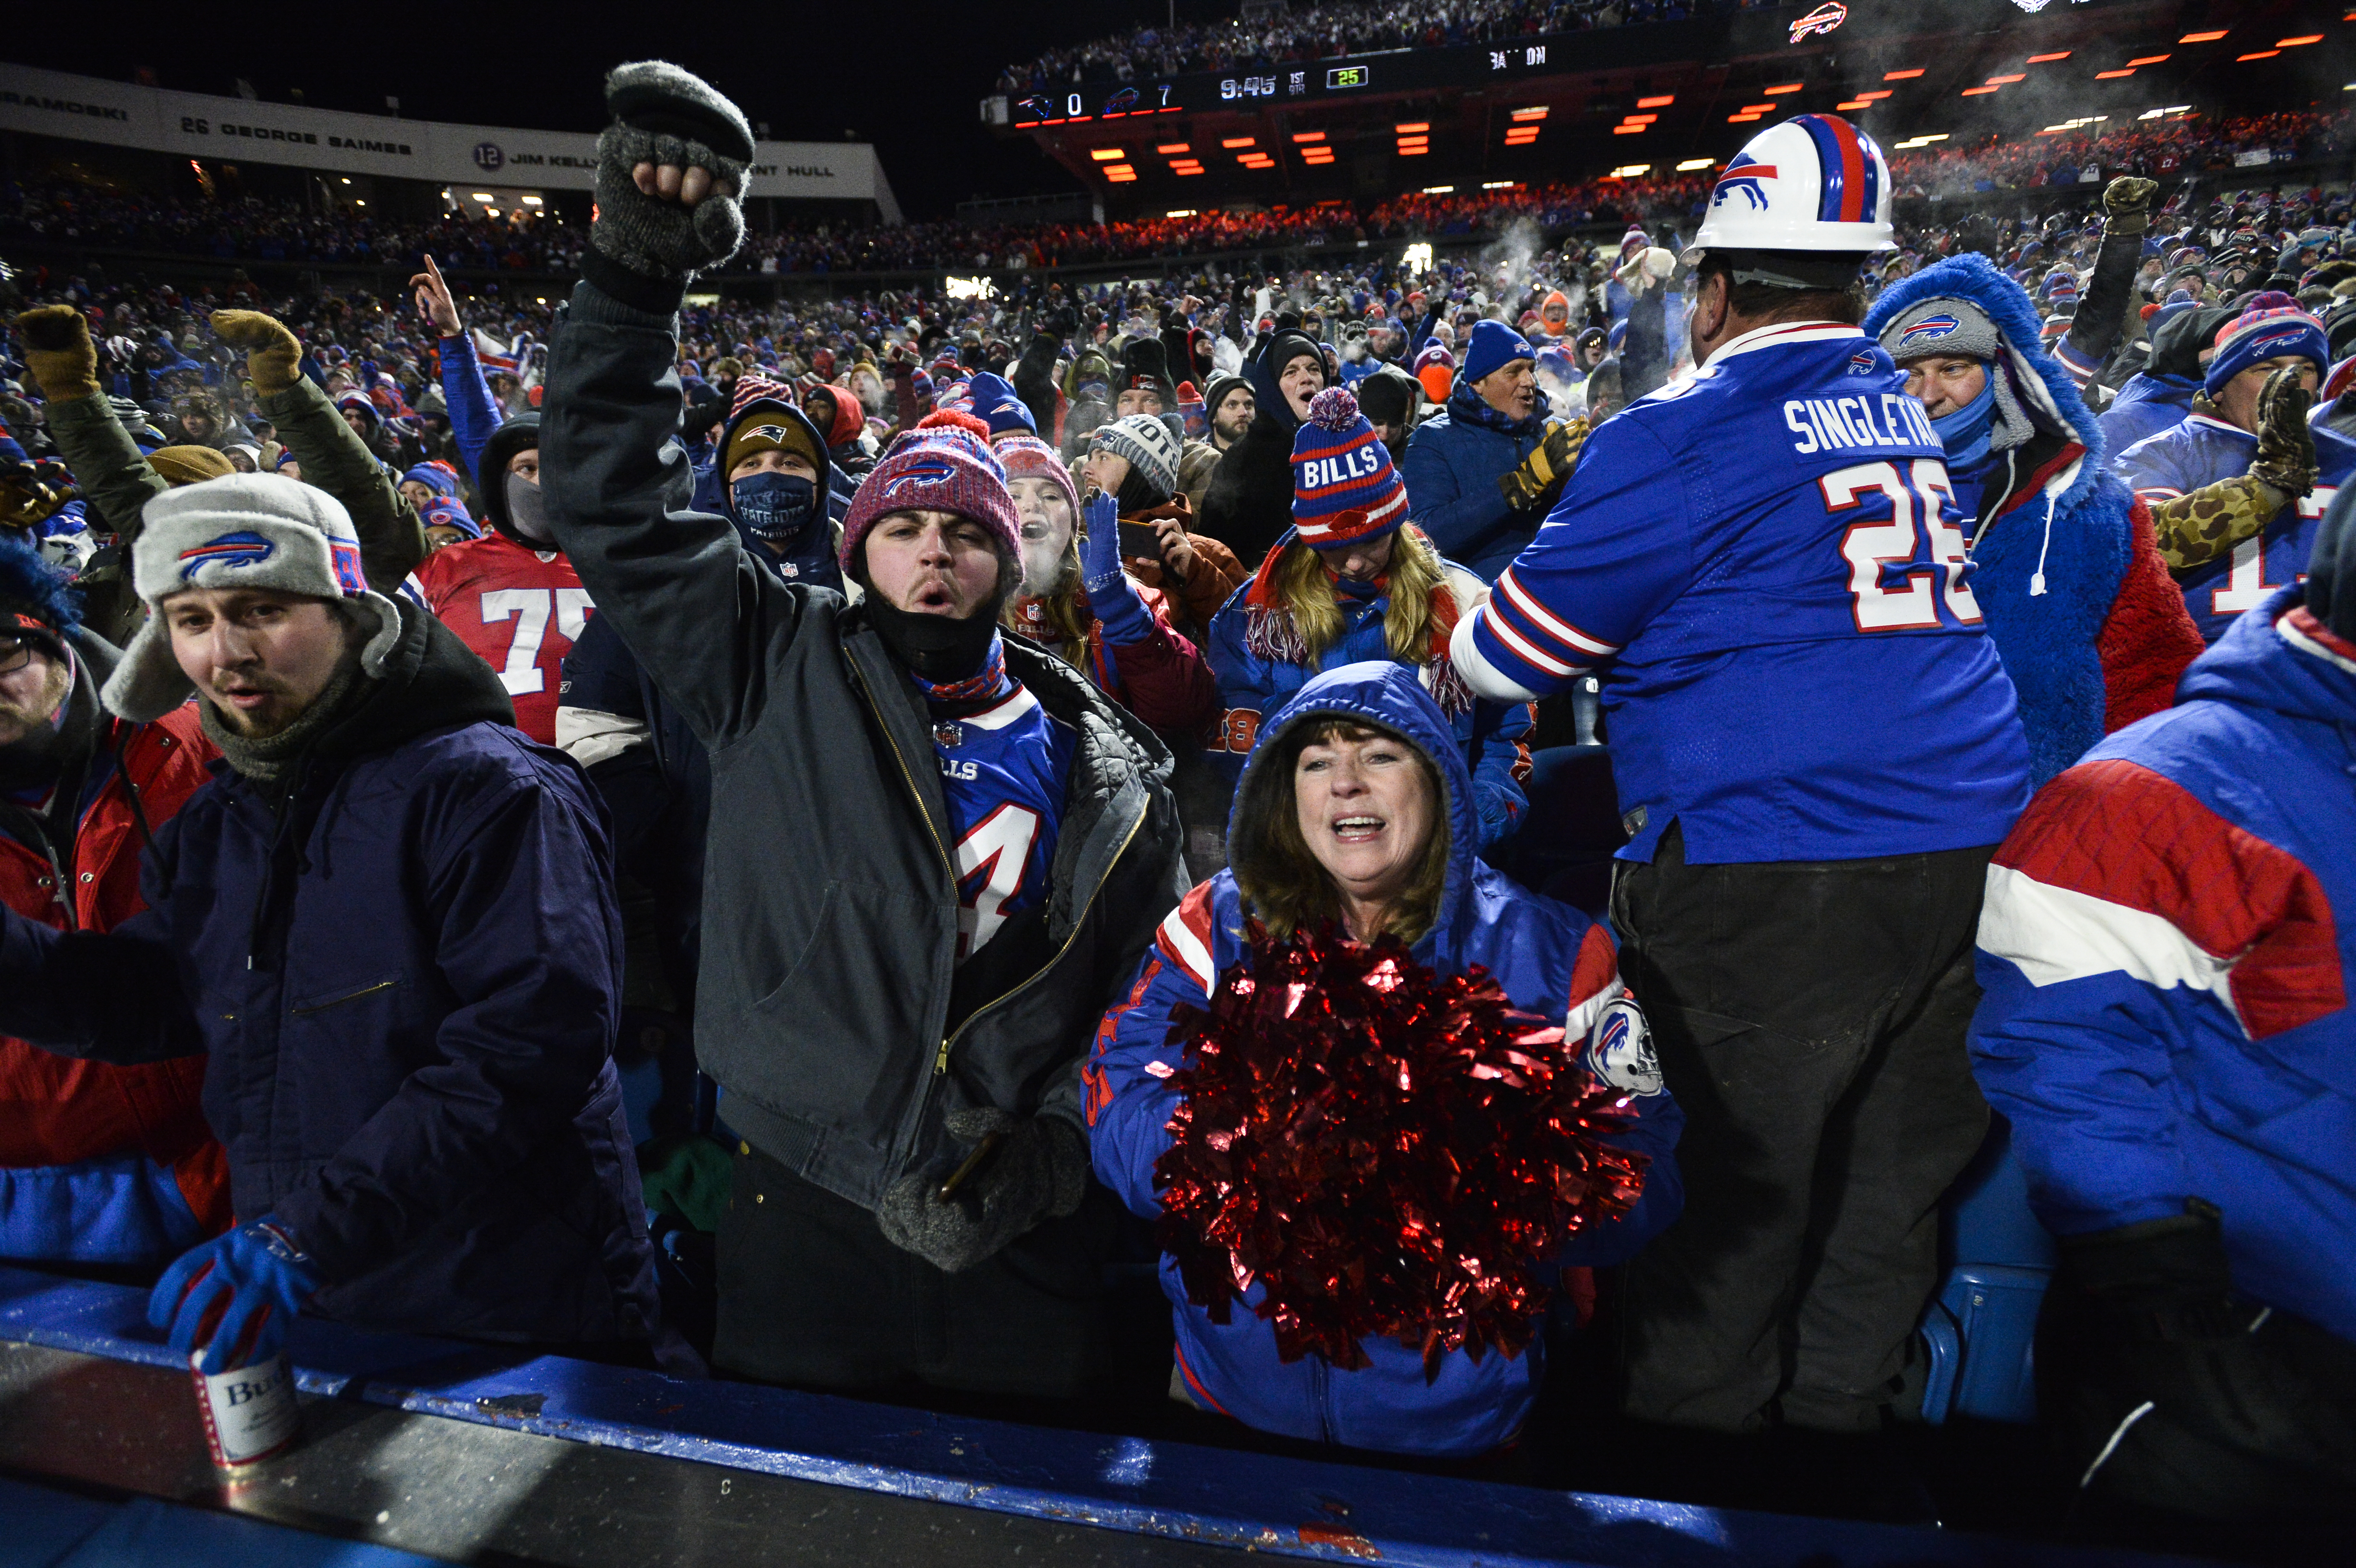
[0,637,41,675]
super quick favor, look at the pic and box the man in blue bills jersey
[1452,114,2031,1436]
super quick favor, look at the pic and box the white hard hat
[1683,113,1896,262]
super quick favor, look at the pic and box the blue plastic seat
[1920,1114,2056,1425]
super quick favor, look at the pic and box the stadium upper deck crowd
[1,62,2353,1559]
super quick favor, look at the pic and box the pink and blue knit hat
[2205,292,2329,397]
[840,411,1023,571]
[1289,387,1408,550]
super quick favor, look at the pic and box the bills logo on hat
[2249,328,2316,359]
[882,458,957,498]
[1712,152,1778,213]
[1898,314,1962,349]
[177,531,277,581]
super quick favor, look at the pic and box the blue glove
[1078,490,1158,646]
[150,1218,322,1374]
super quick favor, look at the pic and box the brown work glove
[1498,415,1588,513]
[209,310,303,397]
[2102,176,2160,239]
[14,306,101,403]
[2249,365,2316,498]
[0,459,80,530]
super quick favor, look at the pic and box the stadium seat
[1919,1114,2056,1425]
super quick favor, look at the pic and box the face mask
[505,469,555,544]
[733,472,818,544]
[1931,378,1998,471]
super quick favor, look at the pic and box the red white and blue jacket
[1452,320,2031,864]
[1971,586,2356,1342]
[1085,662,1682,1457]
[2116,412,2356,645]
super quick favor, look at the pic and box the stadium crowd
[1,57,2352,1557]
[998,0,1775,93]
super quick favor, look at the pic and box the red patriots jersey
[405,534,592,744]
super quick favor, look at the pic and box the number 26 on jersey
[1822,459,1981,632]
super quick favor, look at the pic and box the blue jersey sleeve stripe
[1463,603,1572,696]
[1494,567,1621,660]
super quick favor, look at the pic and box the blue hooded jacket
[1085,663,1682,1456]
[1865,252,2178,786]
[1397,380,1556,581]
[1972,586,2356,1342]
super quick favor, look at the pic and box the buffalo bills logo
[882,458,957,498]
[1586,997,1664,1097]
[177,531,276,581]
[1898,315,1963,350]
[1848,351,1880,375]
[1712,152,1778,212]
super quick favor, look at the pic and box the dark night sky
[7,1,1222,218]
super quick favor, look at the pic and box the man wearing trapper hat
[0,472,665,1375]
[1450,114,2032,1437]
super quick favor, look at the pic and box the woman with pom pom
[1083,661,1684,1457]
[1205,387,1533,851]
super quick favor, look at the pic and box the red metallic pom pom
[1152,924,1649,1379]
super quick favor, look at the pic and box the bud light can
[185,1299,302,1468]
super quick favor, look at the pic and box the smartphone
[1118,521,1161,559]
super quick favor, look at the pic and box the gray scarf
[200,656,369,785]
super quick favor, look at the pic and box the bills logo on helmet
[178,531,276,581]
[1585,996,1664,1097]
[882,458,957,498]
[1712,152,1778,212]
[1898,315,1963,350]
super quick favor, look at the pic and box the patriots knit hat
[840,415,1023,572]
[1461,320,1537,387]
[1877,296,2003,364]
[2204,293,2330,397]
[1290,387,1408,550]
[965,372,1036,439]
[723,397,828,477]
[997,434,1080,519]
[1089,413,1181,502]
[103,473,403,722]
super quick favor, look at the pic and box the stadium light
[1105,165,1136,182]
[2237,51,2281,61]
[1510,106,1549,120]
[1222,137,1256,148]
[521,196,543,206]
[1963,85,2001,95]
[2279,35,2323,47]
[1614,124,1647,134]
[340,177,351,184]
[2027,52,2071,63]
[1505,129,1541,142]
[1292,131,1325,142]
[1481,180,1518,188]
[1985,74,2025,84]
[1884,68,1925,80]
[1739,103,1776,114]
[1623,114,1658,124]
[1090,148,1125,161]
[2095,69,2136,79]
[2179,31,2226,43]
[1157,142,1190,153]
[1396,122,1429,132]
[1891,133,1949,147]
[1728,112,1764,123]
[1166,209,1196,218]
[1838,100,1870,110]
[1423,185,1455,194]
[1636,95,1675,108]
[471,193,494,201]
[1402,243,1434,272]
[1764,83,1802,95]
[1857,89,1892,100]
[2127,54,2170,65]
[1608,164,1650,177]
[1675,158,1716,170]
[946,277,996,299]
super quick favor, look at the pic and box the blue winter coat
[2096,370,2199,455]
[1972,586,2356,1343]
[1398,384,1552,580]
[0,602,662,1348]
[437,330,503,484]
[1204,533,1531,849]
[1085,663,1683,1457]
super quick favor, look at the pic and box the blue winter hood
[1864,251,2105,516]
[2180,585,2356,730]
[1227,661,1479,951]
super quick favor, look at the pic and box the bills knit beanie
[997,435,1080,519]
[1461,320,1535,387]
[840,414,1022,572]
[2204,293,2330,397]
[1290,387,1407,549]
[104,473,403,721]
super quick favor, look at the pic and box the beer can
[185,1297,303,1469]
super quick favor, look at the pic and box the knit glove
[1498,416,1587,512]
[151,1217,323,1375]
[591,60,754,282]
[14,306,101,403]
[0,459,78,530]
[1079,490,1156,645]
[875,1108,1090,1274]
[2250,365,2317,498]
[2102,176,2160,239]
[208,310,302,396]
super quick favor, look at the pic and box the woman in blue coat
[1085,661,1682,1458]
[1207,386,1532,850]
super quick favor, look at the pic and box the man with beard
[1201,374,1256,455]
[0,533,229,1268]
[0,474,664,1375]
[538,60,1186,1401]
